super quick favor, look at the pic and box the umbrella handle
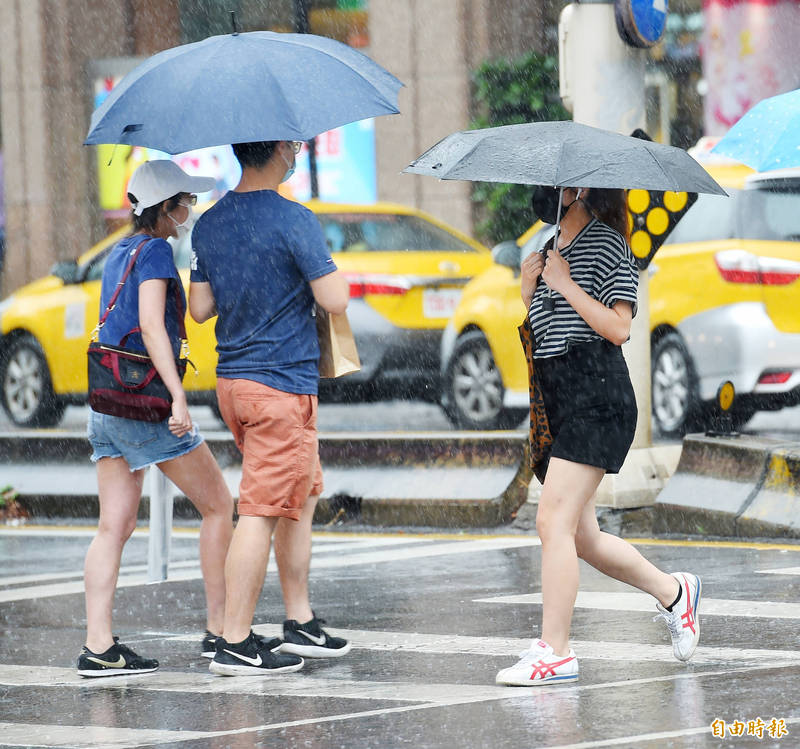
[541,187,564,312]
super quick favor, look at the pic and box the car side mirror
[50,260,79,284]
[491,240,521,273]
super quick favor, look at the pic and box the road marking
[549,717,800,749]
[0,536,539,603]
[625,538,800,552]
[5,524,800,550]
[475,591,800,620]
[757,566,800,575]
[0,663,797,748]
[0,721,209,748]
[184,625,800,666]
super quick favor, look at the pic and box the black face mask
[531,186,578,225]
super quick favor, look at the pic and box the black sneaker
[77,637,159,678]
[209,631,304,676]
[280,613,352,658]
[202,630,279,658]
[201,630,219,658]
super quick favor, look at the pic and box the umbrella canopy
[85,31,403,154]
[711,88,800,172]
[404,121,726,195]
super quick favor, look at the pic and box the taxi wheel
[444,331,524,430]
[0,334,65,427]
[651,331,701,438]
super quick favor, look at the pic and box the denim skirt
[88,409,204,471]
[535,338,637,474]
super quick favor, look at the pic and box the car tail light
[758,370,792,385]
[715,250,800,286]
[347,275,411,298]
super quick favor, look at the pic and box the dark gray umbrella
[403,121,726,195]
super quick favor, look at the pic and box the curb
[1,430,532,528]
[655,433,800,539]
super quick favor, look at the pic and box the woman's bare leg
[158,443,234,635]
[84,458,144,653]
[574,499,679,605]
[536,457,605,656]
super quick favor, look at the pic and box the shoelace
[653,608,680,640]
[113,641,142,658]
[515,645,549,663]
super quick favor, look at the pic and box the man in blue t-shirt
[190,140,351,676]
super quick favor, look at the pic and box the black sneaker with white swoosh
[280,613,352,658]
[201,630,218,658]
[77,637,159,678]
[209,631,304,676]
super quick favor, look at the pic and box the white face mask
[169,204,193,236]
[280,151,296,183]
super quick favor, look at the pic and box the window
[317,214,478,253]
[739,184,800,242]
[82,235,188,283]
[664,191,738,244]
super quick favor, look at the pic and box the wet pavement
[1,526,799,748]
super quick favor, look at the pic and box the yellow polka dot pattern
[626,189,698,269]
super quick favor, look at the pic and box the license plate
[423,288,462,318]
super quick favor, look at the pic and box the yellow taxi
[0,201,490,427]
[440,163,800,435]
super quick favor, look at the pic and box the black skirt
[535,338,637,475]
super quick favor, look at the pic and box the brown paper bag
[316,306,361,378]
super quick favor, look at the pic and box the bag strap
[93,237,187,343]
[97,237,149,330]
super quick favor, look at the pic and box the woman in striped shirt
[495,186,702,686]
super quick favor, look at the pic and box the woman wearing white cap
[78,160,233,677]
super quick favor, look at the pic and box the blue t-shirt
[97,235,185,357]
[190,190,336,395]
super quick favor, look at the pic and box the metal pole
[294,0,319,198]
[147,466,174,582]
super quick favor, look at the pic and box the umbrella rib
[641,145,679,192]
[433,134,487,179]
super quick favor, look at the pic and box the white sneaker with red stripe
[654,571,701,662]
[495,639,579,686]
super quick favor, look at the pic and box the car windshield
[738,183,800,242]
[664,191,738,244]
[318,214,478,253]
[664,183,800,245]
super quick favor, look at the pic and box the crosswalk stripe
[550,717,800,749]
[0,662,795,748]
[0,536,539,603]
[756,566,800,576]
[475,591,800,620]
[0,721,209,748]
[158,625,799,666]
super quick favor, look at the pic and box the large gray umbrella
[404,121,726,195]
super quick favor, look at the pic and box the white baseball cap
[127,160,215,216]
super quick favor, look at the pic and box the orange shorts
[216,378,323,520]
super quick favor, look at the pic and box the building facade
[0,0,556,296]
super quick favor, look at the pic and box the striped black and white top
[529,218,639,359]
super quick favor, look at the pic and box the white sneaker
[654,572,702,662]
[495,639,579,686]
